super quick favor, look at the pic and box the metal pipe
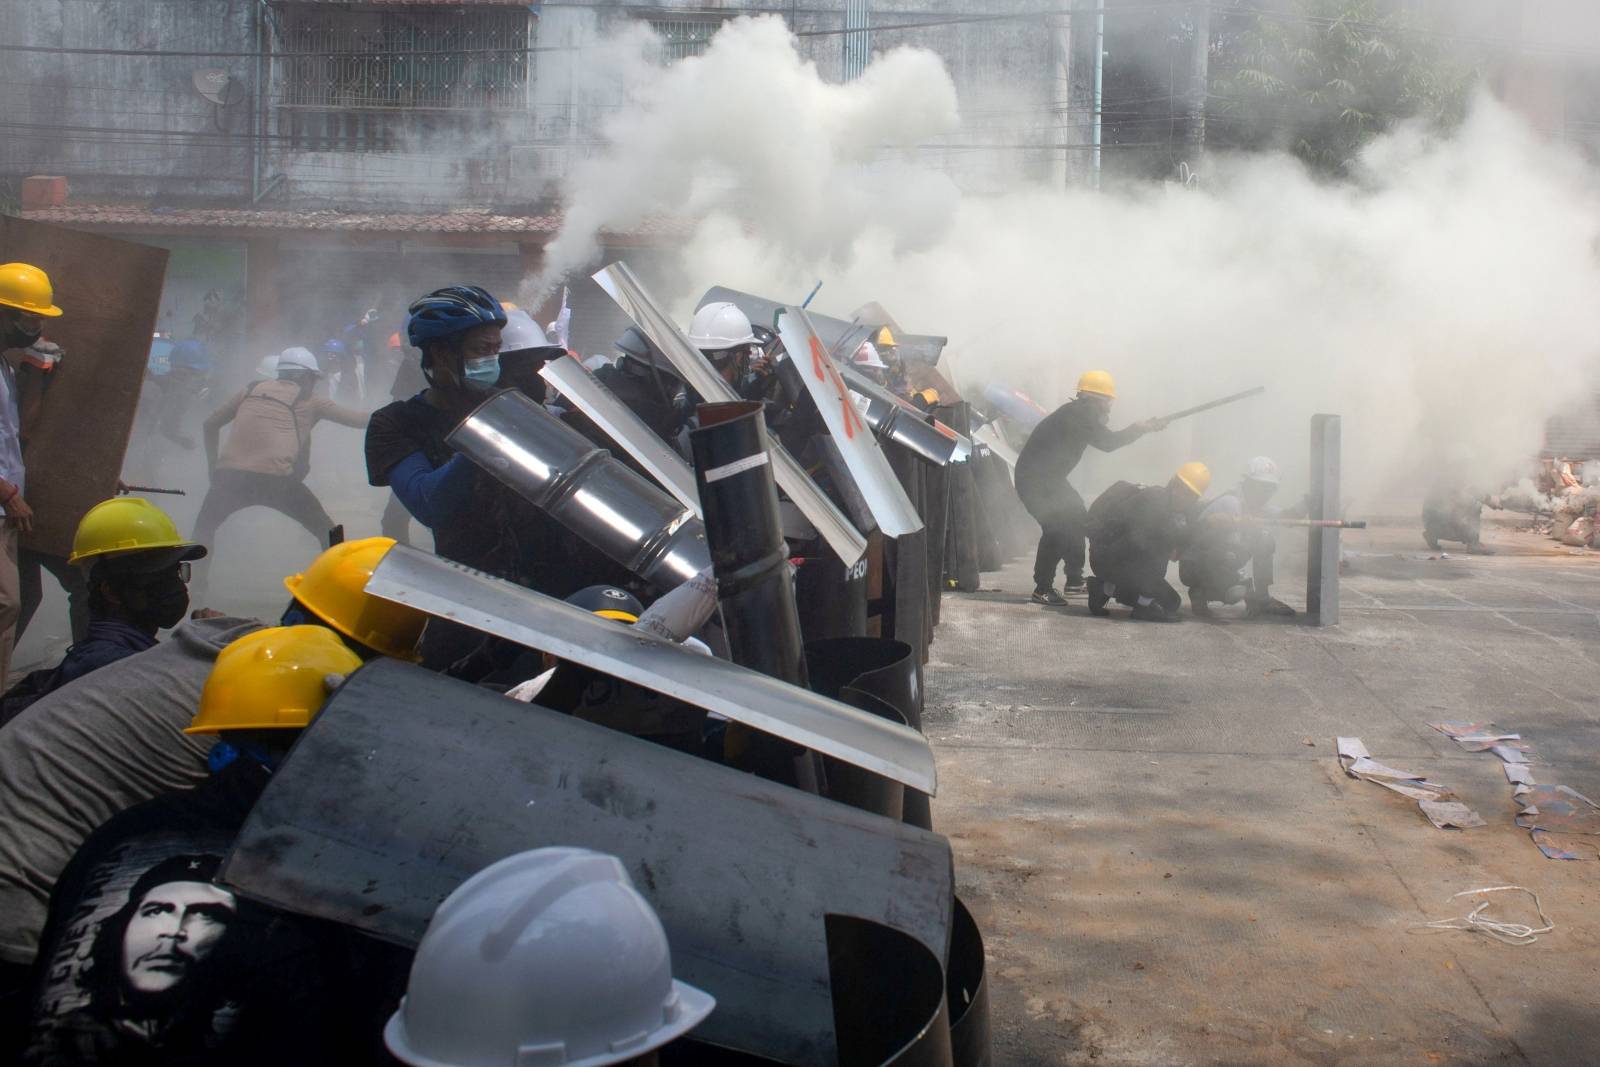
[446,390,709,590]
[690,401,819,789]
[690,401,807,687]
[1154,385,1265,423]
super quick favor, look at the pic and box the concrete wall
[0,0,258,201]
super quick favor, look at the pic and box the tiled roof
[19,204,691,239]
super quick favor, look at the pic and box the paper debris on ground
[1516,786,1600,860]
[1491,744,1531,764]
[1418,801,1488,830]
[1336,736,1482,829]
[1504,764,1535,786]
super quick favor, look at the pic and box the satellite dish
[192,69,233,105]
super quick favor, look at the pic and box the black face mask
[125,571,191,631]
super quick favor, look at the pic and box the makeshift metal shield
[773,307,922,538]
[366,544,936,794]
[0,217,169,556]
[538,353,701,515]
[593,263,867,566]
[447,389,709,590]
[838,361,971,466]
[220,659,955,1066]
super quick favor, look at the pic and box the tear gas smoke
[541,14,1600,506]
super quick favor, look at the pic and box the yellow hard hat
[283,537,427,661]
[67,497,206,567]
[185,625,363,735]
[1077,370,1117,399]
[1175,462,1212,497]
[0,262,63,317]
[876,326,898,347]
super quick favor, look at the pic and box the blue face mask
[463,356,501,389]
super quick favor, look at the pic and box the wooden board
[1,217,169,556]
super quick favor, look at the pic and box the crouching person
[1086,463,1210,623]
[1180,456,1297,619]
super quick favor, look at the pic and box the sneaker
[1031,587,1069,607]
[1064,575,1087,593]
[1087,577,1111,617]
[1131,602,1181,623]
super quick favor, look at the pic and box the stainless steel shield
[366,545,937,794]
[220,659,955,1067]
[446,389,708,590]
[538,353,701,515]
[839,362,972,466]
[593,263,867,566]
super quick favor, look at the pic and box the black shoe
[1189,594,1214,619]
[1131,602,1180,623]
[1064,575,1086,593]
[1031,587,1069,607]
[1087,577,1110,617]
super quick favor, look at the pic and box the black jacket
[1087,481,1192,585]
[1013,398,1145,502]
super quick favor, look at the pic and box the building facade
[3,0,1080,369]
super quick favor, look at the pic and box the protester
[1014,371,1169,605]
[195,346,367,577]
[1,497,207,719]
[0,263,57,687]
[0,536,421,1017]
[1180,456,1298,619]
[384,847,715,1067]
[594,325,690,442]
[1086,462,1211,622]
[20,626,404,1067]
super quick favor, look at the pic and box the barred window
[647,17,724,63]
[275,4,531,115]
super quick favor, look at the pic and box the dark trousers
[1021,483,1087,589]
[193,469,336,563]
[16,550,89,643]
[1180,535,1275,604]
[1099,568,1182,613]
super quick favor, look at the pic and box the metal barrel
[947,897,992,1067]
[943,405,982,592]
[795,552,869,643]
[827,915,955,1067]
[887,442,932,666]
[806,637,930,830]
[447,389,709,590]
[691,400,816,787]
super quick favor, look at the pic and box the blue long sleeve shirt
[387,451,476,529]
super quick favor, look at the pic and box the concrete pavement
[928,520,1600,1066]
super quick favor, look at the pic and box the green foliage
[1208,0,1481,175]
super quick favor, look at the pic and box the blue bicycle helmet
[406,286,507,348]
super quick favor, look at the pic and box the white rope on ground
[1413,886,1554,946]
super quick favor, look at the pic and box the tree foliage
[1208,0,1481,175]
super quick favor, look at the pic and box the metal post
[1186,1,1210,162]
[1092,0,1105,190]
[1307,414,1340,626]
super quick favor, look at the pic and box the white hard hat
[686,301,757,351]
[276,346,321,375]
[499,309,550,354]
[254,353,279,379]
[1244,456,1280,486]
[384,847,715,1067]
[851,341,887,371]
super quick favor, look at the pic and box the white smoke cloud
[545,15,1600,504]
[537,15,962,288]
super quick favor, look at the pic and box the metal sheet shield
[539,353,702,515]
[593,262,867,565]
[774,306,923,538]
[365,545,937,793]
[220,659,955,1066]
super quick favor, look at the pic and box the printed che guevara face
[121,880,236,996]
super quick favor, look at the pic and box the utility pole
[1185,0,1211,167]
